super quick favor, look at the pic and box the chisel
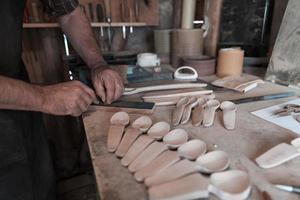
[104,0,112,50]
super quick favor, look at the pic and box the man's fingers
[75,81,99,104]
[103,77,115,104]
[94,80,106,103]
[114,81,124,101]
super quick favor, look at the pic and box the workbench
[83,80,300,200]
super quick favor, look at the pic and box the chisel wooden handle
[104,0,111,21]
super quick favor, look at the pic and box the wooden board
[265,0,300,87]
[83,82,300,200]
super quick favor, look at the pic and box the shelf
[23,22,149,28]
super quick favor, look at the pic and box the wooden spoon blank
[220,101,237,130]
[181,97,198,124]
[203,100,220,127]
[121,135,154,167]
[107,112,129,152]
[191,98,207,126]
[172,97,189,126]
[128,141,168,173]
[144,159,198,187]
[115,128,142,157]
[134,150,180,182]
[255,143,300,169]
[107,125,126,153]
[148,173,209,200]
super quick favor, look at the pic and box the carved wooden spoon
[208,170,251,200]
[121,122,170,167]
[181,97,198,124]
[107,112,130,153]
[203,99,220,127]
[196,150,230,174]
[192,94,216,126]
[134,139,206,182]
[128,129,188,173]
[220,101,237,130]
[172,97,189,126]
[145,150,230,187]
[115,116,152,157]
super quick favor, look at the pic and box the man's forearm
[58,7,106,69]
[0,76,43,111]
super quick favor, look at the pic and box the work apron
[0,1,55,200]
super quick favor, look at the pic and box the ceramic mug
[137,53,161,67]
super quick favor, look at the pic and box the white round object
[137,53,160,67]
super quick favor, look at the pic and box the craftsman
[0,0,123,199]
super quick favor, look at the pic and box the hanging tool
[104,0,112,50]
[96,4,105,37]
[134,0,139,22]
[121,0,127,39]
[129,0,134,34]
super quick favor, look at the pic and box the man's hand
[91,67,124,104]
[41,81,98,117]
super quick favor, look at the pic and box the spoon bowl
[178,139,207,160]
[291,137,300,148]
[147,122,171,140]
[196,150,230,173]
[132,116,153,132]
[209,170,251,200]
[110,112,130,125]
[163,129,189,149]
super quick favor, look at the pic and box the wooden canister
[154,29,172,54]
[171,29,204,68]
[182,56,216,76]
[217,48,244,77]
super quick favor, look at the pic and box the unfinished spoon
[196,150,230,174]
[134,150,181,182]
[172,97,189,126]
[255,143,300,169]
[291,137,300,148]
[220,101,237,130]
[135,139,207,182]
[107,112,130,152]
[144,159,198,187]
[208,170,251,200]
[163,129,189,149]
[115,116,152,157]
[148,173,210,200]
[181,97,198,124]
[203,99,220,127]
[147,122,171,140]
[178,139,207,160]
[121,122,170,166]
[192,98,208,127]
[128,141,168,173]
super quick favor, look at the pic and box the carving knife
[230,91,296,104]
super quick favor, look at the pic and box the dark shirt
[40,0,79,17]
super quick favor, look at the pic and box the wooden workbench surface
[83,82,300,200]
